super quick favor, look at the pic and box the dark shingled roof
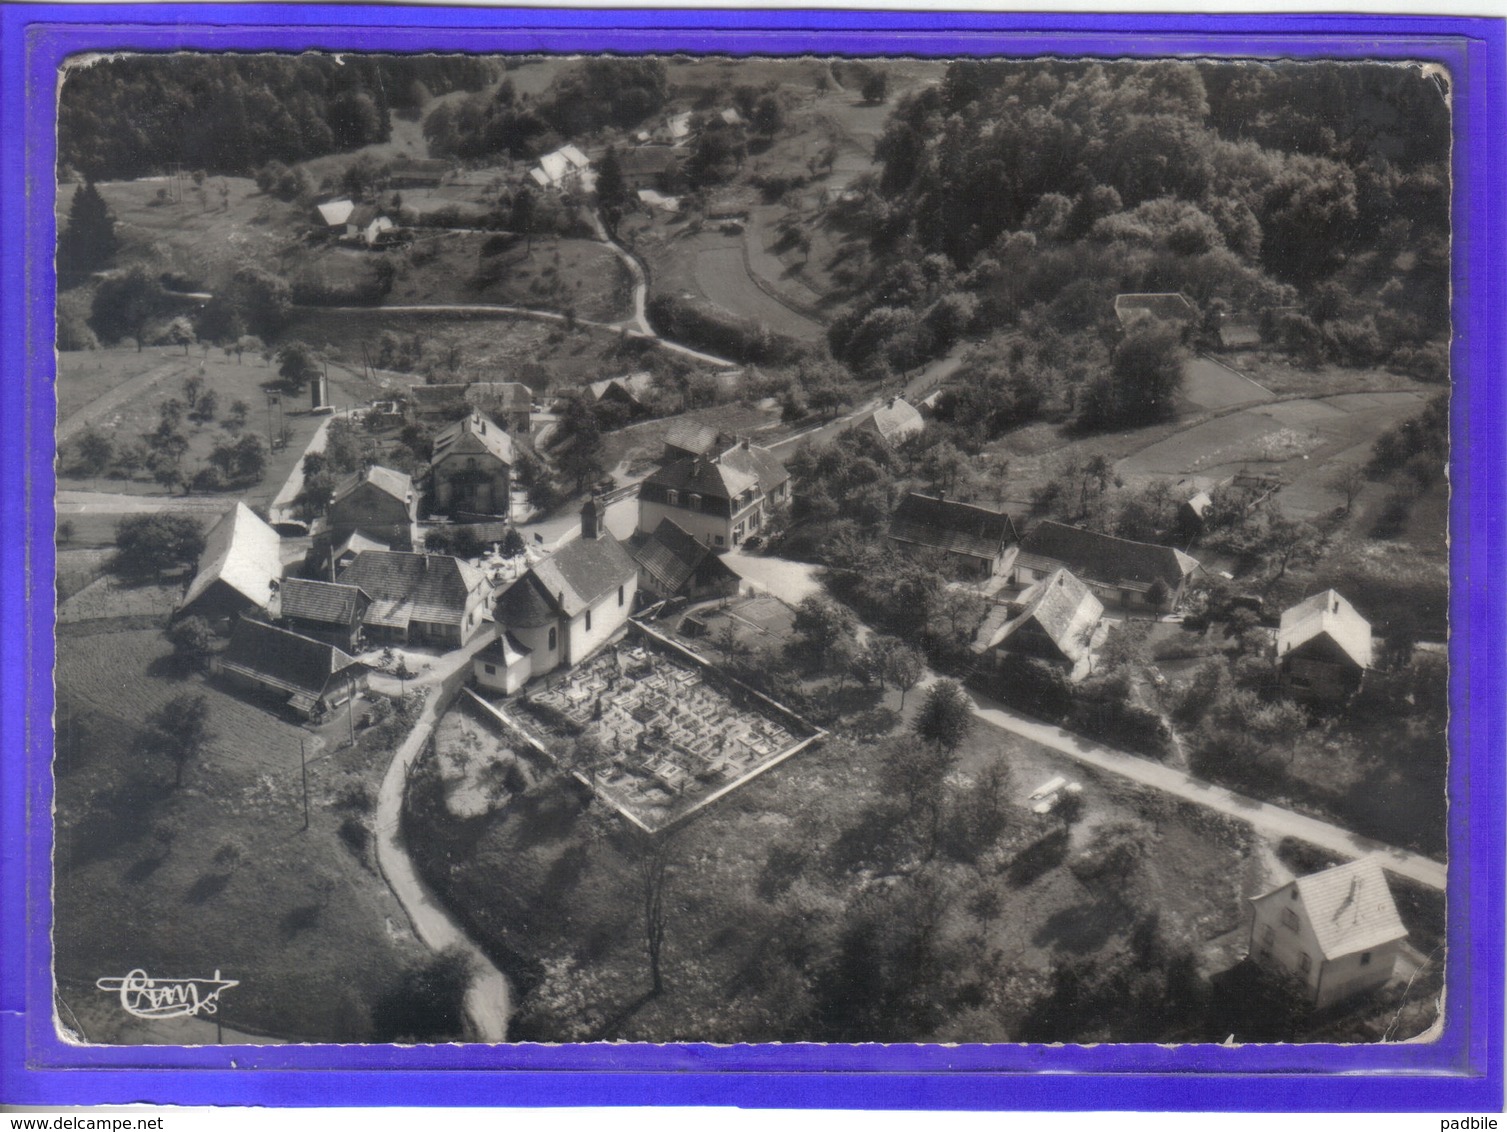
[431,412,516,468]
[1017,521,1198,594]
[337,550,486,628]
[331,465,412,508]
[720,443,789,496]
[279,578,368,627]
[889,493,1018,561]
[531,532,637,618]
[663,421,732,459]
[627,518,712,595]
[220,618,362,698]
[496,574,559,629]
[644,455,757,502]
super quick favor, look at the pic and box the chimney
[581,495,604,540]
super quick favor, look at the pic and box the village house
[1247,858,1408,1009]
[428,412,514,519]
[530,144,593,192]
[274,577,371,653]
[406,382,534,434]
[887,492,1020,580]
[176,502,285,629]
[332,530,389,574]
[212,617,369,720]
[972,567,1104,682]
[387,155,451,189]
[652,111,694,146]
[482,498,638,692]
[327,465,416,549]
[662,421,735,462]
[586,372,657,419]
[636,440,790,551]
[627,517,741,603]
[618,146,684,192]
[858,396,925,447]
[1113,291,1199,334]
[337,549,491,648]
[1013,520,1200,613]
[1276,589,1373,700]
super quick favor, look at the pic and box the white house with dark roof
[1276,589,1372,700]
[973,567,1104,681]
[327,465,416,548]
[177,502,284,629]
[636,441,790,551]
[1248,858,1408,1008]
[888,492,1020,580]
[337,549,490,648]
[429,412,515,518]
[487,498,638,687]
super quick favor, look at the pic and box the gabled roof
[719,443,789,496]
[527,532,637,619]
[559,144,590,170]
[331,465,413,509]
[1114,292,1198,329]
[1183,490,1213,519]
[645,455,758,502]
[1255,858,1407,962]
[890,493,1018,561]
[1278,589,1372,670]
[279,578,369,627]
[337,550,486,628]
[862,398,925,445]
[1017,520,1198,594]
[588,371,656,404]
[663,421,732,459]
[181,503,283,613]
[316,199,355,227]
[718,107,743,125]
[220,618,362,698]
[334,530,389,563]
[627,517,714,595]
[976,568,1103,661]
[431,413,515,468]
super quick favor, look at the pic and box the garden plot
[1179,355,1275,412]
[491,625,821,833]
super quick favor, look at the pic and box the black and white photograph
[52,51,1450,1047]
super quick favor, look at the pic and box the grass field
[53,624,425,1042]
[387,231,632,323]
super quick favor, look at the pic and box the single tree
[57,180,119,281]
[146,692,213,788]
[1327,465,1367,515]
[636,830,678,996]
[167,615,213,671]
[884,644,926,710]
[112,512,205,580]
[74,428,114,480]
[89,266,168,350]
[913,678,974,756]
[594,146,630,235]
[860,68,890,104]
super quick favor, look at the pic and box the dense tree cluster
[59,55,494,180]
[827,59,1450,413]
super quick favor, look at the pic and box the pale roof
[1114,292,1197,329]
[559,144,590,170]
[862,397,925,444]
[332,464,413,509]
[181,502,283,613]
[1255,858,1407,961]
[316,199,355,227]
[431,412,516,468]
[1278,589,1373,670]
[977,568,1103,662]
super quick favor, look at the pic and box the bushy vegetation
[59,55,495,179]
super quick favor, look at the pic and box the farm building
[337,549,491,648]
[213,618,369,720]
[275,577,371,653]
[887,492,1020,580]
[530,144,593,191]
[1113,292,1199,333]
[429,412,515,519]
[490,498,638,687]
[653,111,693,145]
[627,517,741,603]
[387,155,451,187]
[637,441,790,551]
[586,372,657,417]
[407,382,533,434]
[1248,858,1407,1008]
[858,396,924,447]
[973,567,1103,681]
[177,502,284,629]
[619,146,684,191]
[327,465,416,549]
[1276,589,1372,700]
[1013,520,1199,613]
[662,421,736,462]
[333,530,389,574]
[313,198,355,230]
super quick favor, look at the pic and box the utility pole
[300,737,309,830]
[347,689,356,747]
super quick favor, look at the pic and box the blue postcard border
[1,6,1501,1111]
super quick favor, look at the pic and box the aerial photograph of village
[51,53,1449,1046]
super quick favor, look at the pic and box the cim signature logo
[95,969,239,1020]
